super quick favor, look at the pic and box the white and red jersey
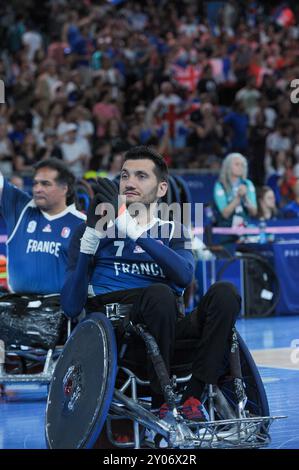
[149,93,186,139]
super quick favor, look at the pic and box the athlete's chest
[97,237,170,262]
[13,210,73,247]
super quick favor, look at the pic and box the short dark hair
[34,158,75,205]
[123,146,168,182]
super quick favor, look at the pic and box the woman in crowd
[14,131,39,172]
[214,152,257,227]
[256,186,281,221]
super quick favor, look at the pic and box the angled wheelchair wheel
[238,332,269,416]
[216,332,269,420]
[45,313,117,449]
[173,332,268,419]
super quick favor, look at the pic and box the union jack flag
[172,65,201,93]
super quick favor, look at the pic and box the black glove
[96,178,119,209]
[81,184,110,254]
[93,178,122,223]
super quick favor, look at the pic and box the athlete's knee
[210,281,241,315]
[212,281,239,298]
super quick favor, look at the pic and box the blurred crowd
[0,0,299,213]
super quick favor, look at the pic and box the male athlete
[0,158,86,294]
[62,146,240,419]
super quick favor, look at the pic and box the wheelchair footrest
[0,373,53,384]
[182,415,286,449]
[109,389,287,449]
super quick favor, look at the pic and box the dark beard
[127,201,153,219]
[126,186,159,215]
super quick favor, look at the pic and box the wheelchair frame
[102,322,283,449]
[0,347,58,385]
[107,373,278,449]
[45,313,285,449]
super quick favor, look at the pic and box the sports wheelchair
[0,294,69,388]
[45,304,283,449]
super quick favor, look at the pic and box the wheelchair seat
[0,294,68,386]
[0,293,66,349]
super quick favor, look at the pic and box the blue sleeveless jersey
[0,180,86,294]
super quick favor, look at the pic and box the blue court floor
[0,316,298,449]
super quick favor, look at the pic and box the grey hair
[219,153,248,192]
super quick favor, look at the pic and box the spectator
[197,64,218,98]
[92,89,121,139]
[214,152,257,227]
[74,106,94,142]
[186,103,223,165]
[235,77,261,122]
[260,74,282,107]
[282,180,299,218]
[0,123,14,176]
[95,55,124,100]
[37,129,63,161]
[248,105,269,186]
[35,60,61,114]
[60,123,91,178]
[279,153,297,204]
[6,13,26,53]
[65,70,85,105]
[47,32,69,66]
[130,105,156,145]
[56,107,74,141]
[265,120,292,176]
[223,100,249,154]
[221,0,239,34]
[69,24,94,68]
[8,114,27,149]
[251,95,277,130]
[106,152,125,180]
[12,66,35,113]
[9,173,24,190]
[22,21,43,62]
[14,132,39,172]
[256,186,281,221]
[0,0,298,178]
[232,43,252,83]
[266,149,287,181]
[148,82,183,137]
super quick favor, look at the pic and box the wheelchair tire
[216,252,280,317]
[237,332,269,416]
[45,313,117,449]
[217,332,269,423]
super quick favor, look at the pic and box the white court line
[251,347,299,371]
